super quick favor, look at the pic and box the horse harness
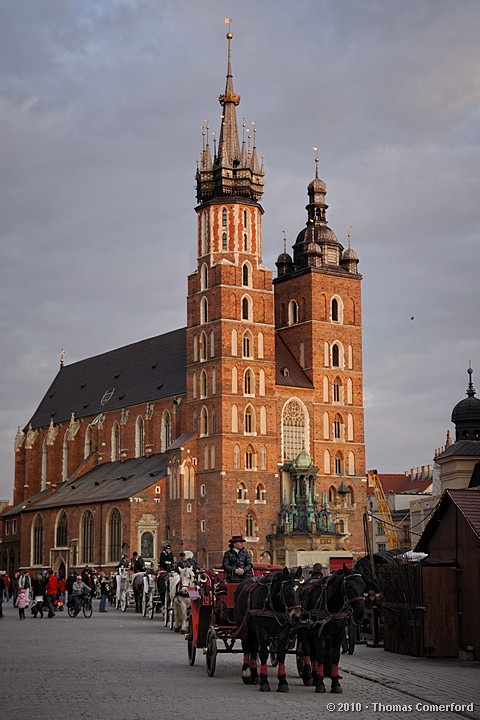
[233,573,301,638]
[303,572,364,631]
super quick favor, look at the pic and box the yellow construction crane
[368,469,402,550]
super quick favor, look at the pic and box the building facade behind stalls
[1,34,366,576]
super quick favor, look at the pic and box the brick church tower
[186,32,277,565]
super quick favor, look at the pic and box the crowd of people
[0,539,383,633]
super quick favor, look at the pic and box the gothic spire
[196,32,264,204]
[217,32,241,165]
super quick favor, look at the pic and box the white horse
[170,566,195,633]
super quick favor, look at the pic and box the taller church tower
[186,33,277,566]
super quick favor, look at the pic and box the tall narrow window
[212,406,216,433]
[108,508,122,563]
[56,510,68,548]
[243,209,247,227]
[231,329,238,356]
[246,511,255,537]
[233,443,240,469]
[62,431,69,481]
[41,437,48,490]
[242,263,249,286]
[222,232,227,250]
[192,371,197,398]
[135,416,144,457]
[243,234,248,251]
[200,406,208,436]
[245,445,254,470]
[332,298,339,322]
[244,405,255,434]
[161,411,171,452]
[237,482,247,500]
[201,263,208,290]
[111,422,120,462]
[84,425,92,459]
[200,332,207,361]
[201,370,207,398]
[212,368,216,394]
[222,208,227,226]
[81,510,94,565]
[260,446,267,471]
[289,300,298,325]
[244,369,254,395]
[335,453,343,476]
[333,415,342,440]
[242,297,251,320]
[200,297,208,324]
[232,405,238,433]
[332,343,340,367]
[32,515,43,566]
[333,379,341,403]
[243,331,252,358]
[232,366,238,393]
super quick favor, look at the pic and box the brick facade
[1,35,366,576]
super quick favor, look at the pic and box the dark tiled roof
[23,453,168,511]
[167,431,196,451]
[275,336,313,389]
[416,488,480,550]
[1,488,54,518]
[435,440,480,460]
[26,328,187,430]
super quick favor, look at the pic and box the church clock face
[100,387,115,406]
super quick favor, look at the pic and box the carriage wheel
[187,617,196,666]
[149,599,155,620]
[120,594,127,612]
[163,601,170,627]
[205,627,217,677]
[296,649,305,677]
[142,591,149,617]
[169,607,175,630]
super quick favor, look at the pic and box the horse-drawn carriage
[186,563,366,694]
[116,568,144,612]
[186,564,289,677]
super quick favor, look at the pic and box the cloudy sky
[1,0,479,501]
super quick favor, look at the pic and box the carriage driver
[222,536,253,582]
[158,544,174,572]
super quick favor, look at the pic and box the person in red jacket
[45,570,60,618]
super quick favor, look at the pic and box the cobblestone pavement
[1,599,479,720]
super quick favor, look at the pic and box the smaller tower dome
[275,236,293,277]
[451,367,480,441]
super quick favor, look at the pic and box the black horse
[234,567,303,693]
[298,565,365,694]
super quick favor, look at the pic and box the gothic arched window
[81,510,94,565]
[56,510,68,548]
[108,508,122,563]
[84,425,92,459]
[332,343,340,367]
[161,411,171,452]
[32,514,43,566]
[242,263,250,286]
[332,298,339,322]
[200,406,208,436]
[233,443,240,469]
[289,299,298,325]
[222,232,227,250]
[135,416,144,457]
[222,208,227,227]
[111,422,120,462]
[282,400,307,460]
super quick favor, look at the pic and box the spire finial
[348,226,352,250]
[282,230,287,255]
[312,147,319,178]
[467,363,476,397]
[60,348,65,367]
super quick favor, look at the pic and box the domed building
[435,367,480,492]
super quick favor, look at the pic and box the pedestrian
[98,573,109,613]
[15,589,29,620]
[32,573,46,618]
[65,570,76,605]
[10,572,20,603]
[0,571,6,618]
[45,570,60,618]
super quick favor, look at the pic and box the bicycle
[67,594,93,618]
